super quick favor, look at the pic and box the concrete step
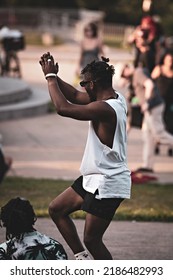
[0,86,51,120]
[0,77,32,105]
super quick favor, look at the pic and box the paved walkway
[0,43,173,260]
[1,113,173,183]
[0,218,172,260]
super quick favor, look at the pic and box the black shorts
[71,176,124,221]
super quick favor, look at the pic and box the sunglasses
[80,80,91,87]
[80,79,99,87]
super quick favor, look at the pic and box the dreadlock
[81,56,115,89]
[0,197,36,240]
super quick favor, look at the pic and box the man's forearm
[47,77,69,114]
[56,76,79,104]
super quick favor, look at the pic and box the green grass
[0,177,173,221]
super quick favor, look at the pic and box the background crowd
[122,15,173,181]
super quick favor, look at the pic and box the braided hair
[81,56,115,89]
[0,197,36,240]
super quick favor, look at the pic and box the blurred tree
[76,0,143,24]
[76,0,173,35]
[151,0,173,35]
[0,0,78,8]
[0,0,173,35]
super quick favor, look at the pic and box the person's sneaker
[134,167,154,173]
[131,173,150,184]
[74,250,91,260]
[131,172,157,184]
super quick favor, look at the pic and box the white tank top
[80,93,131,199]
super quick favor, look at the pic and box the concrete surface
[1,114,173,183]
[0,77,31,105]
[0,219,172,260]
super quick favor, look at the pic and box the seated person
[0,197,67,260]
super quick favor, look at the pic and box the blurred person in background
[0,134,12,184]
[0,149,12,184]
[74,22,104,86]
[0,26,25,78]
[128,16,165,73]
[0,197,67,260]
[134,27,155,73]
[121,64,173,174]
[151,52,173,156]
[140,16,157,52]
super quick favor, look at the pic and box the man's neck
[97,88,117,101]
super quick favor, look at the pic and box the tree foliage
[0,0,173,34]
[0,0,78,8]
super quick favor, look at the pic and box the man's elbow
[56,106,63,116]
[56,105,68,116]
[57,110,66,117]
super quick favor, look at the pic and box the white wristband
[45,73,57,79]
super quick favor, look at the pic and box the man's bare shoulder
[86,100,116,121]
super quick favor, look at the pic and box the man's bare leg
[49,187,85,254]
[84,213,112,259]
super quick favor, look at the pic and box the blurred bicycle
[0,27,25,78]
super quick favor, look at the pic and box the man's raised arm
[56,76,90,105]
[40,52,90,105]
